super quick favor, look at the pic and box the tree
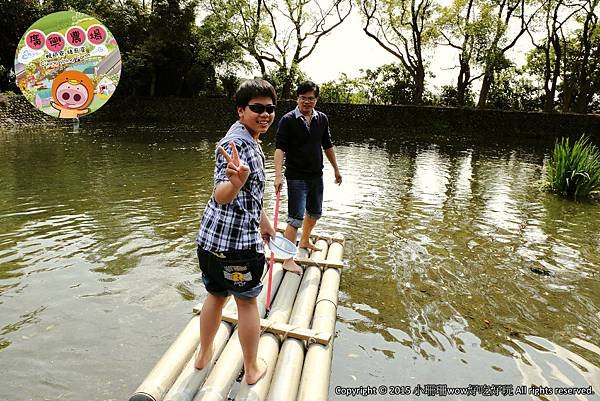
[360,0,437,104]
[436,0,532,108]
[361,64,415,104]
[436,84,476,106]
[560,0,599,113]
[320,74,366,103]
[437,0,482,106]
[204,0,352,98]
[526,0,584,111]
[202,0,274,77]
[0,0,43,92]
[319,64,415,105]
[486,67,544,110]
[475,0,536,108]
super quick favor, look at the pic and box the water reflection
[0,126,598,401]
[318,139,599,397]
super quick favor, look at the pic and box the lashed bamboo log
[131,261,284,401]
[233,248,310,401]
[193,258,293,401]
[266,239,329,401]
[163,320,231,401]
[297,238,344,401]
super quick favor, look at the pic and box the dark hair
[235,79,277,107]
[296,80,319,98]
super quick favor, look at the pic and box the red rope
[266,190,280,311]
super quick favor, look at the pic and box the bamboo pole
[266,239,329,401]
[163,318,232,401]
[233,248,309,401]
[132,261,284,401]
[193,259,290,401]
[297,238,344,401]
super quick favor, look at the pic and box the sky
[292,7,532,91]
[298,7,462,89]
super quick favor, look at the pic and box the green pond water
[0,124,598,401]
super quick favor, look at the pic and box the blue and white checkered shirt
[196,121,266,252]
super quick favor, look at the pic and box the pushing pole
[266,190,281,311]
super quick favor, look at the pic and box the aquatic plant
[545,135,600,199]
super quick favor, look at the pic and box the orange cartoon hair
[52,70,95,108]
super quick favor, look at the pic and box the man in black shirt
[274,81,342,273]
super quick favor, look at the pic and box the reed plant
[545,135,600,199]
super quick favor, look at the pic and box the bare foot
[244,358,267,385]
[194,345,213,370]
[298,241,321,252]
[283,258,303,275]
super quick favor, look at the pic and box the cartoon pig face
[55,81,90,109]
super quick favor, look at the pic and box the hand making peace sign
[218,141,250,189]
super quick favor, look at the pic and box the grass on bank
[545,135,600,200]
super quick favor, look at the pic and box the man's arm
[274,149,285,193]
[321,115,341,185]
[324,147,342,185]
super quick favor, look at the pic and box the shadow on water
[0,123,598,400]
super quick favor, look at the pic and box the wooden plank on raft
[192,303,331,345]
[271,254,344,270]
[276,223,345,244]
[223,313,331,346]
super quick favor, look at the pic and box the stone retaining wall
[0,94,56,129]
[2,94,600,140]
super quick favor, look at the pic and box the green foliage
[435,85,475,107]
[487,68,544,111]
[1,0,245,97]
[264,64,308,100]
[545,135,600,200]
[218,74,241,98]
[0,0,43,91]
[361,64,415,104]
[319,64,415,105]
[320,74,368,104]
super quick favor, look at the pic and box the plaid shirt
[196,121,266,252]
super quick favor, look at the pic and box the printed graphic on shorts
[15,11,121,119]
[223,265,252,287]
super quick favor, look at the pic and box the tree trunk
[546,36,561,112]
[562,80,575,112]
[414,67,425,104]
[150,72,156,97]
[573,12,594,113]
[281,73,293,100]
[255,56,267,77]
[477,66,494,108]
[457,59,470,106]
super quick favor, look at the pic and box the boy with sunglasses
[195,79,277,385]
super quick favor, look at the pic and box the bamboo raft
[129,226,345,401]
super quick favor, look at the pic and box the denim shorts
[197,246,265,299]
[286,176,324,228]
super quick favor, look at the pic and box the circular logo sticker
[14,11,121,119]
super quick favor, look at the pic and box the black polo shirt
[275,107,334,179]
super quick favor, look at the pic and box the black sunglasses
[247,103,276,114]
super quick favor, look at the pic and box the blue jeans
[286,177,324,228]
